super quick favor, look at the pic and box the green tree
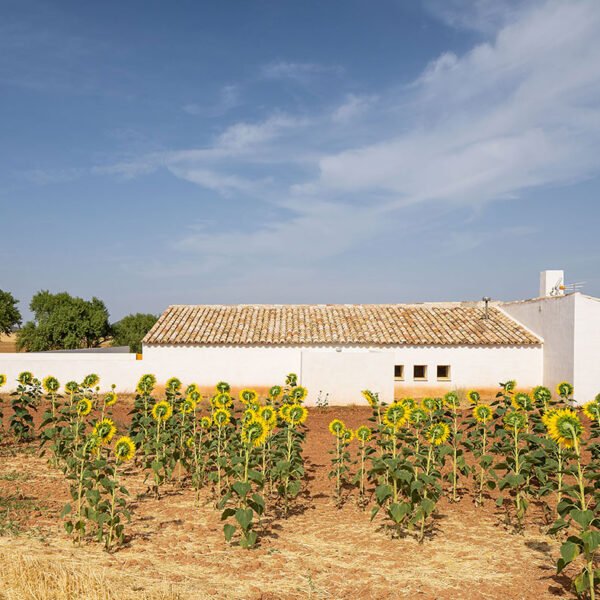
[17,291,111,351]
[0,289,22,335]
[111,313,157,353]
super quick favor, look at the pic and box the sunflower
[287,404,308,426]
[104,391,118,407]
[342,428,354,443]
[503,410,528,432]
[185,383,199,396]
[546,408,583,449]
[400,397,416,409]
[199,415,212,429]
[242,408,259,425]
[532,385,552,407]
[383,402,410,430]
[82,373,99,388]
[596,393,600,404]
[0,374,6,388]
[285,373,298,386]
[269,385,282,400]
[93,418,117,445]
[166,377,182,393]
[421,397,437,414]
[278,404,291,422]
[504,380,517,393]
[425,422,450,446]
[180,397,197,414]
[259,405,277,428]
[406,408,426,428]
[215,381,231,394]
[444,391,460,410]
[212,408,231,427]
[467,390,480,405]
[361,390,378,408]
[239,388,258,404]
[290,386,308,403]
[512,392,534,411]
[136,374,157,395]
[542,408,558,429]
[114,436,136,462]
[356,425,372,443]
[329,418,346,437]
[152,400,172,422]
[212,392,233,409]
[241,417,269,447]
[188,390,201,403]
[186,436,195,449]
[473,404,493,424]
[582,402,600,421]
[65,380,79,394]
[18,371,33,385]
[77,398,93,416]
[556,381,574,399]
[42,376,60,394]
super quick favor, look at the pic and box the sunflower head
[93,418,117,445]
[213,408,231,427]
[290,386,308,403]
[400,397,416,410]
[104,391,118,407]
[383,402,410,431]
[185,383,199,396]
[285,373,298,387]
[42,376,60,394]
[532,386,552,407]
[180,397,197,414]
[444,391,460,410]
[409,407,428,427]
[503,410,528,432]
[425,422,450,446]
[239,388,258,404]
[241,417,269,447]
[287,403,308,426]
[65,380,79,394]
[188,390,201,403]
[361,389,379,408]
[199,415,212,429]
[467,390,480,405]
[278,404,291,422]
[329,418,346,437]
[504,380,517,394]
[269,385,282,400]
[215,381,231,394]
[18,371,34,386]
[473,404,493,424]
[546,408,583,449]
[82,373,99,388]
[212,392,233,409]
[152,400,172,422]
[512,392,534,411]
[165,377,182,393]
[259,405,277,428]
[556,381,574,400]
[582,402,600,421]
[77,398,93,416]
[136,374,157,395]
[356,425,372,444]
[0,374,6,388]
[421,397,437,414]
[542,408,558,429]
[242,408,259,425]
[114,436,136,462]
[342,428,354,444]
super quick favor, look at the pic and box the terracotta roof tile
[143,304,541,347]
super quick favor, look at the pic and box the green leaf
[495,496,504,507]
[388,502,409,524]
[571,509,594,530]
[223,523,236,542]
[232,481,251,498]
[559,540,580,567]
[220,508,236,521]
[582,530,600,554]
[420,497,436,517]
[60,503,72,518]
[375,484,392,505]
[235,508,253,531]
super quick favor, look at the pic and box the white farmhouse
[1,270,598,404]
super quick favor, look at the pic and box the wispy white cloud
[183,84,241,117]
[332,94,378,123]
[260,60,343,82]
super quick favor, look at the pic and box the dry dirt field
[0,334,17,353]
[0,403,580,600]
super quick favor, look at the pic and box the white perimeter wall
[0,343,543,405]
[573,295,600,403]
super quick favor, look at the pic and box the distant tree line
[0,288,157,354]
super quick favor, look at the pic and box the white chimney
[540,270,564,297]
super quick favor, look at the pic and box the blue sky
[1,0,599,322]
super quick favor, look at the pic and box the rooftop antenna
[482,296,491,320]
[563,281,586,293]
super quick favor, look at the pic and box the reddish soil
[0,401,582,599]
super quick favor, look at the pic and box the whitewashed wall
[573,295,600,403]
[0,343,543,405]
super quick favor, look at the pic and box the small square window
[437,365,451,380]
[394,365,404,381]
[413,365,427,381]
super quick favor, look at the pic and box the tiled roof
[143,304,541,347]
